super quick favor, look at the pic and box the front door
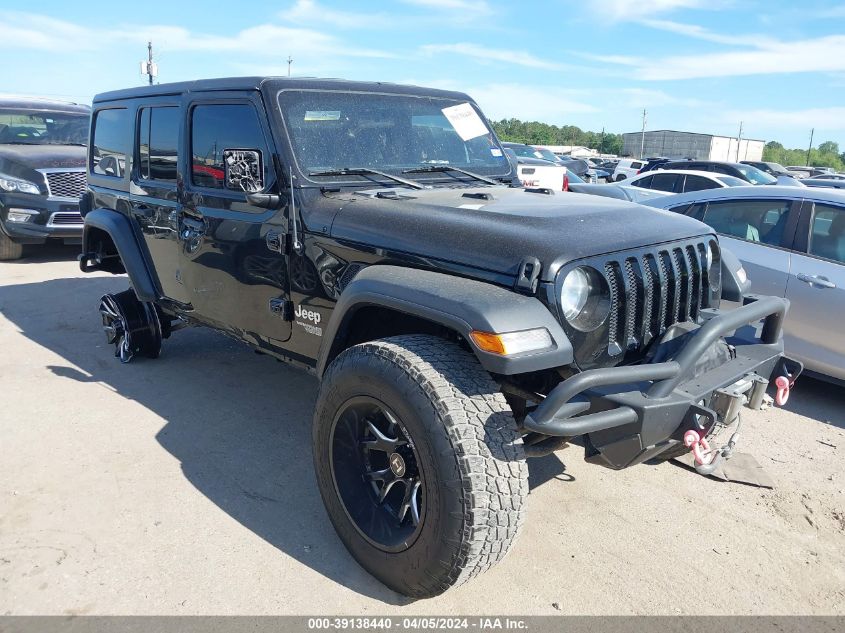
[785,201,845,380]
[129,102,192,304]
[178,94,292,346]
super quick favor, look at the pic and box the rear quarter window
[91,107,131,178]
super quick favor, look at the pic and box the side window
[631,161,644,170]
[683,175,717,192]
[713,165,733,176]
[650,173,680,193]
[809,204,845,264]
[702,199,791,245]
[138,106,179,182]
[92,108,130,178]
[191,103,269,191]
[633,175,653,188]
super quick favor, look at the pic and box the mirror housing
[246,193,282,209]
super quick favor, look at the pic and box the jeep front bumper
[523,295,801,469]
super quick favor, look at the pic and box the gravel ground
[1,245,843,615]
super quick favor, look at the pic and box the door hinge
[266,230,287,254]
[269,297,294,321]
[515,256,542,294]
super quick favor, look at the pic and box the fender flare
[82,208,159,302]
[317,265,573,378]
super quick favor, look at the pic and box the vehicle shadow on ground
[11,243,81,264]
[1,273,556,605]
[782,375,845,430]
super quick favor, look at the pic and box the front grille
[44,171,86,199]
[603,239,710,356]
[47,212,83,226]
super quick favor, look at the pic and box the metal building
[621,130,765,162]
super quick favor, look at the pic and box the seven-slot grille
[44,171,86,199]
[602,240,711,356]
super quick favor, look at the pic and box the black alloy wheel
[330,397,425,552]
[99,289,162,363]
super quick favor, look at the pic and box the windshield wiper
[402,165,499,185]
[308,167,424,190]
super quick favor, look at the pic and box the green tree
[818,141,839,156]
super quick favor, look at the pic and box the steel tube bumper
[522,296,795,466]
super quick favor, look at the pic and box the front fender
[80,208,158,302]
[317,265,573,377]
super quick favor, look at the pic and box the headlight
[561,267,590,321]
[559,266,610,331]
[0,173,41,195]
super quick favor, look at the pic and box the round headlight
[560,266,611,331]
[561,267,590,321]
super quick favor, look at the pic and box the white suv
[612,158,646,182]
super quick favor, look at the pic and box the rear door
[784,201,845,379]
[698,197,797,299]
[129,101,191,304]
[179,92,292,344]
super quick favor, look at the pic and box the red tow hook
[683,430,714,466]
[774,373,795,406]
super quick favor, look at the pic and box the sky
[2,0,844,149]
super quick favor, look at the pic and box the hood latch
[515,256,542,294]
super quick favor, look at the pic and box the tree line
[492,118,842,172]
[763,140,844,172]
[490,119,624,155]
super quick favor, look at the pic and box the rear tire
[0,232,24,261]
[313,335,528,598]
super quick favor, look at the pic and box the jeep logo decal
[295,305,321,324]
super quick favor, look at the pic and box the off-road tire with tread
[313,334,528,598]
[0,231,24,261]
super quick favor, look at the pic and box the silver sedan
[645,185,845,383]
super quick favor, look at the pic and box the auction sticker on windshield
[441,102,488,141]
[304,110,341,121]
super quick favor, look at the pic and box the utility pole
[140,42,158,85]
[599,127,605,155]
[287,55,293,77]
[806,128,814,166]
[640,109,647,159]
[736,121,743,161]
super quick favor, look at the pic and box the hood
[0,144,86,171]
[325,186,713,282]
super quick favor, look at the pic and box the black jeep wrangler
[79,77,799,598]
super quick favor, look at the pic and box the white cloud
[634,34,845,80]
[280,0,393,29]
[720,107,845,131]
[401,0,492,14]
[0,12,97,51]
[599,0,713,21]
[463,83,598,121]
[420,43,568,70]
[638,19,774,47]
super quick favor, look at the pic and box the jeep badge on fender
[78,76,801,598]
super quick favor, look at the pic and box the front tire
[313,335,527,598]
[0,231,24,261]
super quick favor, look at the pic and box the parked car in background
[566,172,635,201]
[658,160,777,185]
[741,160,793,178]
[0,96,90,259]
[645,185,845,382]
[808,173,845,180]
[786,166,832,179]
[611,158,646,181]
[802,178,845,189]
[502,148,569,191]
[620,169,746,202]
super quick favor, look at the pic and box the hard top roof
[0,95,90,113]
[93,76,474,104]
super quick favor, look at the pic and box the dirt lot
[1,245,843,615]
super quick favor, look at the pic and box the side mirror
[720,246,751,302]
[223,148,264,192]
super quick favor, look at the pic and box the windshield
[716,175,748,187]
[735,164,777,185]
[566,171,586,184]
[534,148,560,162]
[0,109,89,145]
[278,90,510,182]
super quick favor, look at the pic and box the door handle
[797,273,837,289]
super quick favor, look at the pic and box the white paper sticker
[441,103,488,142]
[304,110,341,121]
[490,148,503,157]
